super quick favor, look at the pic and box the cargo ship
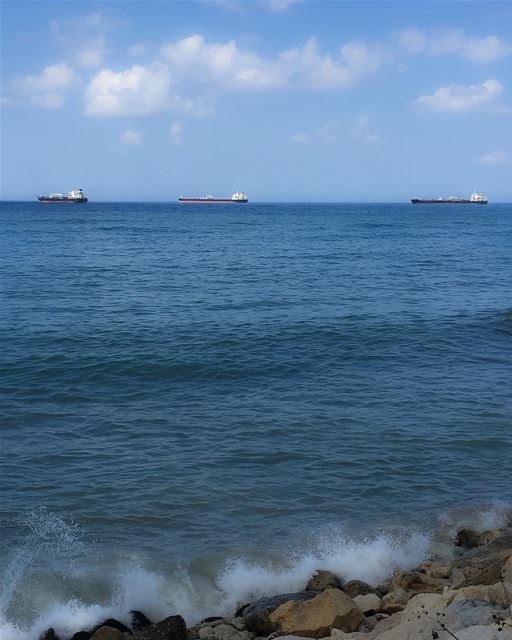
[178,191,248,203]
[411,191,488,204]
[37,188,88,203]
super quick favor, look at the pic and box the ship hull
[411,199,487,204]
[178,198,248,203]
[37,197,88,203]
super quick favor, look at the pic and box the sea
[1,201,511,639]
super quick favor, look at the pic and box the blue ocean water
[1,201,511,637]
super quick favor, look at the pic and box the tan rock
[389,570,446,594]
[477,528,506,546]
[365,611,403,639]
[502,554,512,582]
[416,561,451,579]
[352,593,381,615]
[457,624,512,640]
[449,550,510,588]
[269,589,364,638]
[379,602,406,614]
[90,628,126,640]
[381,588,410,606]
[342,580,374,599]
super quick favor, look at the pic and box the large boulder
[131,612,153,631]
[456,529,480,549]
[352,594,381,615]
[242,592,316,634]
[447,582,509,607]
[388,570,446,594]
[90,629,126,640]
[92,620,132,635]
[305,570,343,592]
[457,625,512,640]
[449,550,510,588]
[134,615,187,640]
[268,589,364,637]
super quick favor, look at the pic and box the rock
[457,625,512,640]
[456,529,480,548]
[305,571,343,592]
[329,630,368,639]
[234,604,250,618]
[379,602,406,614]
[200,618,225,624]
[389,570,446,594]
[90,628,126,640]
[243,592,317,634]
[416,561,451,579]
[131,611,153,631]
[365,611,403,639]
[449,550,510,588]
[447,582,509,607]
[381,588,409,607]
[341,580,373,599]
[503,554,512,582]
[352,594,381,615]
[197,623,252,640]
[134,615,187,640]
[361,613,388,631]
[71,633,92,640]
[91,620,132,635]
[477,528,506,546]
[268,589,364,637]
[39,629,61,640]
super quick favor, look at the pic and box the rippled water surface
[1,201,511,636]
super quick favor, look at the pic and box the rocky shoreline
[40,525,512,640]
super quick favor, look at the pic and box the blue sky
[1,0,511,201]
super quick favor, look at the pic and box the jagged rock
[456,529,480,548]
[477,528,506,546]
[305,570,343,592]
[90,628,126,640]
[242,592,317,634]
[268,589,364,637]
[388,570,446,594]
[416,561,451,579]
[341,580,373,599]
[446,582,509,607]
[352,594,381,615]
[92,620,132,635]
[134,615,187,640]
[39,629,61,640]
[449,550,510,588]
[131,611,153,631]
[234,604,249,618]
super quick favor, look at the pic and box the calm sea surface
[1,202,511,637]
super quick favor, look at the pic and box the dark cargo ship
[37,189,88,203]
[179,191,248,203]
[411,192,488,204]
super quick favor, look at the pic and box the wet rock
[90,628,126,640]
[92,620,132,635]
[456,529,480,549]
[268,589,364,637]
[305,570,343,592]
[200,618,224,624]
[39,629,61,640]
[477,528,506,546]
[134,615,187,640]
[131,611,153,631]
[71,633,92,640]
[242,592,317,634]
[352,593,381,615]
[341,581,373,599]
[234,604,250,618]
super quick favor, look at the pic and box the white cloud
[120,129,142,144]
[399,28,512,63]
[473,149,508,166]
[170,120,183,145]
[75,36,108,67]
[84,64,171,115]
[160,34,390,90]
[16,63,78,108]
[415,79,503,113]
[352,114,381,144]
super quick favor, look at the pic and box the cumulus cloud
[120,129,142,144]
[170,120,183,144]
[415,79,503,113]
[16,63,78,108]
[399,28,512,63]
[160,34,390,90]
[473,149,508,166]
[84,64,171,115]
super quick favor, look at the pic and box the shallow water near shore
[1,202,511,638]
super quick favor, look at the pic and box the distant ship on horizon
[37,188,88,203]
[411,191,488,205]
[178,191,248,204]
